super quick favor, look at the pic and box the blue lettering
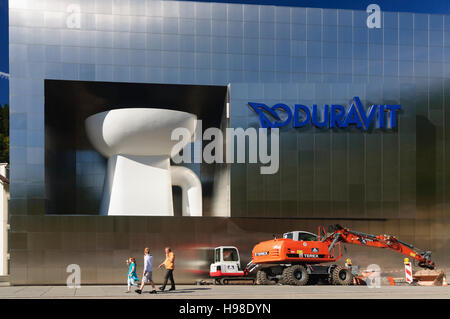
[353,96,378,130]
[330,105,346,128]
[385,104,401,128]
[377,104,385,128]
[248,97,401,131]
[248,102,277,128]
[343,102,363,128]
[271,103,292,128]
[293,104,311,128]
[311,104,329,128]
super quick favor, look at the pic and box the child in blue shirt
[126,257,140,293]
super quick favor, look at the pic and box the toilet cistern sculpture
[85,108,202,216]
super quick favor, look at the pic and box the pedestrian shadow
[147,287,212,294]
[180,287,212,291]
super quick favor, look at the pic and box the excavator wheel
[256,269,272,285]
[330,266,353,285]
[282,265,309,286]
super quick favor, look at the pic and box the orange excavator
[210,224,436,285]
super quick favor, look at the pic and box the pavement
[0,284,449,299]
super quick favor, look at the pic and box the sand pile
[414,269,447,286]
[414,269,442,276]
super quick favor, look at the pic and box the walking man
[158,247,175,291]
[135,247,157,294]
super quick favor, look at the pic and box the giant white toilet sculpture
[85,108,202,216]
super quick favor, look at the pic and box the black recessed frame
[44,80,228,215]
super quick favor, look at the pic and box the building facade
[7,0,450,284]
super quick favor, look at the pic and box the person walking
[158,247,175,291]
[135,247,157,294]
[126,257,140,293]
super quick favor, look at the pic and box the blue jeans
[128,277,139,288]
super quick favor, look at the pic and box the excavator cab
[283,231,318,241]
[210,246,245,278]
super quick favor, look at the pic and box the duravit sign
[248,97,401,131]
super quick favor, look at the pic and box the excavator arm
[324,224,435,269]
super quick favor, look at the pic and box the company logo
[248,97,401,131]
[302,254,319,258]
[254,251,269,257]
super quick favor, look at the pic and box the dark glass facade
[230,82,420,220]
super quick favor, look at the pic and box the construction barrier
[404,259,413,284]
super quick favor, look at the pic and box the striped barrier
[404,261,413,284]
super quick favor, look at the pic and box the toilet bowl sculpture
[85,108,202,216]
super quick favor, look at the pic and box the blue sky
[0,0,448,106]
[188,0,449,13]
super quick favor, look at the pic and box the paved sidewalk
[0,285,449,299]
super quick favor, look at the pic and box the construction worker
[345,258,352,268]
[344,258,357,284]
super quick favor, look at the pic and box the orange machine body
[250,225,435,270]
[252,238,341,265]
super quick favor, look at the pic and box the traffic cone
[388,276,395,286]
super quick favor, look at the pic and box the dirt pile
[415,269,442,276]
[414,269,447,286]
